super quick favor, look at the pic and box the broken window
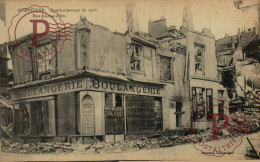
[115,94,123,107]
[37,43,53,73]
[79,29,89,67]
[105,93,113,107]
[195,88,206,121]
[105,93,124,135]
[18,103,30,135]
[160,55,172,81]
[192,88,214,121]
[194,44,205,75]
[206,89,213,120]
[218,90,225,120]
[222,70,235,88]
[130,45,142,71]
[126,95,162,133]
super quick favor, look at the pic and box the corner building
[9,5,229,143]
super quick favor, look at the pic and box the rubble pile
[82,137,160,154]
[80,135,194,153]
[227,112,259,135]
[2,126,258,154]
[2,142,74,154]
[1,135,191,154]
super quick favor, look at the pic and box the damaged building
[8,4,229,143]
[216,27,260,114]
[1,42,14,142]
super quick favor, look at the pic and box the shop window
[36,43,53,80]
[130,45,142,71]
[160,55,172,81]
[105,93,113,107]
[206,89,213,120]
[115,94,123,107]
[192,87,213,121]
[126,95,162,133]
[218,90,225,120]
[194,44,205,76]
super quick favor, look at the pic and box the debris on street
[2,127,259,154]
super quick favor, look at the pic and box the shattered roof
[129,31,159,47]
[216,31,256,52]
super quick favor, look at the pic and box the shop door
[154,98,163,131]
[104,93,124,134]
[175,102,183,128]
[81,95,95,136]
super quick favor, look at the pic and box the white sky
[0,0,258,68]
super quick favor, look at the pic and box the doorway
[175,102,183,128]
[104,93,125,134]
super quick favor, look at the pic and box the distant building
[0,43,9,97]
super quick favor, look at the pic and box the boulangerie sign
[10,78,86,100]
[87,78,163,96]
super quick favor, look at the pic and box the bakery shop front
[10,76,164,143]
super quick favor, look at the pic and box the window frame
[129,43,143,73]
[194,43,205,76]
[36,42,54,74]
[206,88,213,121]
[192,87,214,122]
[159,54,174,83]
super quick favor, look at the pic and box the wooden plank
[57,94,64,135]
[48,99,56,136]
[62,93,70,135]
[36,101,43,135]
[42,100,49,136]
[124,95,127,135]
[75,92,81,135]
[246,137,260,158]
[13,108,22,135]
[30,102,37,135]
[69,92,76,135]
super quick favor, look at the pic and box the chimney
[182,6,194,32]
[237,28,241,35]
[126,3,139,33]
[148,18,167,37]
